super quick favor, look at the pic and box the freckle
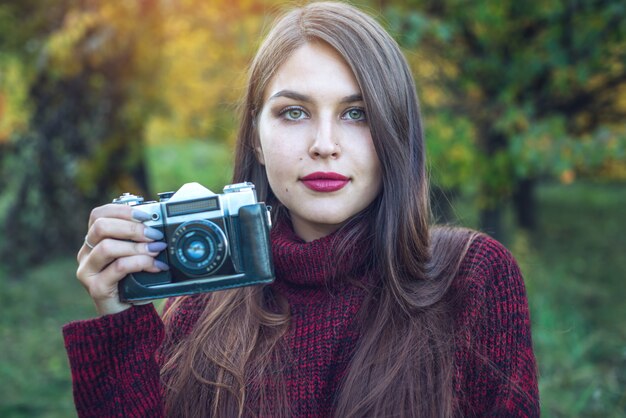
[299,158,303,161]
[285,188,289,192]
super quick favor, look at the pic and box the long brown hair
[162,2,477,417]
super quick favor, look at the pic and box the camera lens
[184,239,207,260]
[170,220,228,277]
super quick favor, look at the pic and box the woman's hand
[76,204,169,316]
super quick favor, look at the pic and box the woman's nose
[308,119,341,159]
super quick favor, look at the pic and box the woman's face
[256,41,382,242]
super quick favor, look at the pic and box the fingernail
[147,242,167,253]
[132,209,151,222]
[144,227,164,240]
[154,260,170,271]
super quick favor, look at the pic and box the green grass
[0,258,86,418]
[0,138,624,417]
[519,182,626,417]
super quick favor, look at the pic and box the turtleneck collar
[270,216,370,289]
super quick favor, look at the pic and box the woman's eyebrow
[340,93,363,104]
[268,90,363,104]
[269,90,311,102]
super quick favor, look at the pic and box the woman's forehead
[262,42,362,104]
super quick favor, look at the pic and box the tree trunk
[477,128,509,242]
[513,177,537,230]
[0,69,152,269]
[480,206,504,241]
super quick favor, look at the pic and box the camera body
[113,182,274,302]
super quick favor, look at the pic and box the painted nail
[154,260,170,271]
[147,242,167,253]
[132,209,151,222]
[144,227,164,240]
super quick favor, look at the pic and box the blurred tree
[2,0,624,266]
[145,0,283,144]
[0,0,287,268]
[0,0,162,267]
[385,0,626,236]
[0,0,58,207]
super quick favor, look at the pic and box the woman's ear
[251,110,265,165]
[255,144,266,165]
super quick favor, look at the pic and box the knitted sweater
[63,221,539,417]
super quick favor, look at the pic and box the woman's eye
[343,107,366,121]
[281,107,307,121]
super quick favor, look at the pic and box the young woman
[65,2,539,417]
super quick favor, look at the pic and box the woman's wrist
[94,297,133,316]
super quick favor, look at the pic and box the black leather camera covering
[118,203,274,302]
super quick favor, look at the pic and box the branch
[538,72,626,117]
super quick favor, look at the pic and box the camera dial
[113,193,144,206]
[170,220,228,277]
[158,191,175,202]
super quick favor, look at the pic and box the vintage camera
[112,182,274,302]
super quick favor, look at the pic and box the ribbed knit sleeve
[454,236,539,417]
[62,304,166,418]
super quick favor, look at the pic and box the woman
[65,2,539,417]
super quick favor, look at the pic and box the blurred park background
[0,0,624,416]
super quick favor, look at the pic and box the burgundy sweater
[63,221,539,417]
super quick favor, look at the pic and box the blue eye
[281,107,308,121]
[343,107,366,121]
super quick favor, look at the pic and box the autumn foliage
[0,0,624,266]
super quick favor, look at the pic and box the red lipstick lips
[300,172,350,192]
